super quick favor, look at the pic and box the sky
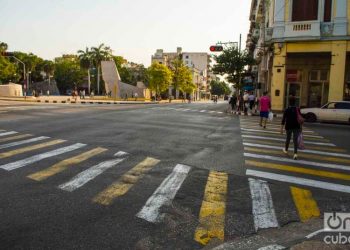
[0,0,251,66]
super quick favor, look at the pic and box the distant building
[151,47,211,100]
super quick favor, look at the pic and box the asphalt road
[0,101,350,249]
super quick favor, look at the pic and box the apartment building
[151,47,210,100]
[247,0,350,111]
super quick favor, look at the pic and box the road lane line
[241,128,322,139]
[114,151,129,157]
[246,169,350,193]
[0,139,65,159]
[0,134,32,143]
[0,131,18,137]
[244,153,350,172]
[290,187,320,222]
[194,171,228,245]
[0,136,50,150]
[249,178,279,231]
[243,143,350,158]
[257,244,286,250]
[136,164,191,222]
[28,147,107,181]
[242,126,315,134]
[242,135,335,146]
[93,157,160,205]
[200,110,207,112]
[0,143,86,171]
[244,147,350,165]
[59,156,126,192]
[245,160,350,181]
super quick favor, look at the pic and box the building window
[324,0,332,22]
[185,55,189,59]
[292,0,319,22]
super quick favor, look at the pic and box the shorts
[260,111,269,118]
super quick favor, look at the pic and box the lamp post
[27,71,31,95]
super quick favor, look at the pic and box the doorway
[285,82,301,107]
[308,82,329,107]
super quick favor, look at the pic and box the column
[334,0,348,36]
[272,0,285,39]
[329,41,346,102]
[271,43,287,111]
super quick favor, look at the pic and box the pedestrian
[243,91,249,115]
[47,90,50,97]
[229,95,237,114]
[259,91,271,129]
[280,96,302,160]
[248,92,256,113]
[82,90,86,99]
[134,92,138,101]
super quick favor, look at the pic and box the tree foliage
[147,63,172,96]
[54,60,84,94]
[170,59,194,93]
[212,46,254,88]
[210,80,231,96]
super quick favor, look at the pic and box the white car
[300,101,350,123]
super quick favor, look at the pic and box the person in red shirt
[259,91,271,128]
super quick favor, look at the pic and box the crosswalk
[0,124,349,247]
[149,106,228,118]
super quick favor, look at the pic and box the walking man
[248,91,256,114]
[229,95,237,114]
[259,91,271,129]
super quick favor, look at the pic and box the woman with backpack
[280,96,303,160]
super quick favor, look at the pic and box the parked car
[300,101,350,123]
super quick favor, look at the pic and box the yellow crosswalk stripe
[245,160,350,181]
[241,131,329,142]
[290,187,320,222]
[93,157,160,205]
[0,134,32,143]
[0,139,65,159]
[245,147,350,164]
[194,171,228,245]
[243,139,346,153]
[28,147,107,181]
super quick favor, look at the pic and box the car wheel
[306,113,317,122]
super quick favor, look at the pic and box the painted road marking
[242,125,315,134]
[241,131,329,142]
[243,143,350,158]
[246,169,350,193]
[244,153,350,172]
[0,139,65,159]
[0,136,50,150]
[194,171,228,245]
[28,147,107,181]
[136,164,191,222]
[257,244,286,250]
[200,110,207,112]
[114,151,129,157]
[0,143,86,171]
[245,160,350,181]
[290,187,320,222]
[0,134,32,143]
[244,147,350,165]
[242,135,335,146]
[59,156,126,192]
[249,178,278,231]
[241,128,322,139]
[243,139,346,153]
[93,157,160,205]
[0,131,18,137]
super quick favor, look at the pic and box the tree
[77,47,92,93]
[178,66,195,96]
[170,59,192,97]
[212,45,255,89]
[147,63,173,97]
[54,60,84,94]
[0,42,8,52]
[91,44,112,94]
[210,80,231,96]
[0,41,17,84]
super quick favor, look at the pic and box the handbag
[297,132,305,150]
[297,108,304,125]
[268,111,274,121]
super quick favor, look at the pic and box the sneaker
[293,154,298,160]
[282,149,288,154]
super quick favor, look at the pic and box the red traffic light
[209,45,223,52]
[1,51,14,57]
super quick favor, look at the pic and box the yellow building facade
[248,0,350,111]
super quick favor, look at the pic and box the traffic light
[1,51,14,57]
[209,45,223,52]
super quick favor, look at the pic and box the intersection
[0,101,349,249]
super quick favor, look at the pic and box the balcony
[284,21,321,38]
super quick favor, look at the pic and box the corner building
[247,0,350,111]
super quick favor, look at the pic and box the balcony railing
[284,21,321,38]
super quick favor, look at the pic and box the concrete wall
[0,83,23,97]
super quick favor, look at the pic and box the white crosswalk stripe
[241,128,322,138]
[242,135,335,146]
[0,136,49,150]
[0,131,18,137]
[0,143,86,171]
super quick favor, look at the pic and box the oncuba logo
[324,212,350,232]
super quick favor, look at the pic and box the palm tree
[90,44,112,95]
[77,47,92,94]
[0,42,8,52]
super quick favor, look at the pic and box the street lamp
[27,71,31,95]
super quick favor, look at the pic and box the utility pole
[261,0,266,92]
[239,33,242,52]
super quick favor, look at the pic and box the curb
[0,98,159,105]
